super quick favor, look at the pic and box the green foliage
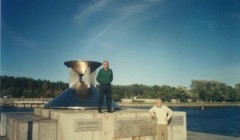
[1,75,239,102]
[157,85,175,102]
[175,86,192,102]
[0,75,68,98]
[191,80,240,102]
[234,83,240,101]
[111,81,240,102]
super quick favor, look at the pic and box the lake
[1,106,240,137]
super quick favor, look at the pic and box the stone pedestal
[0,112,57,140]
[0,112,20,136]
[34,108,187,140]
[1,108,186,140]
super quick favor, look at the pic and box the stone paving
[1,131,239,140]
[188,131,240,140]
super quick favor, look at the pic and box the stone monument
[0,60,187,140]
[45,60,120,110]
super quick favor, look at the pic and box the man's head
[156,99,162,107]
[103,60,109,69]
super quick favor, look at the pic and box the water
[128,106,240,137]
[174,106,240,137]
[0,106,33,112]
[1,106,240,137]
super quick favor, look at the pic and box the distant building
[171,99,180,103]
[187,99,192,102]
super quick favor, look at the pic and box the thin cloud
[74,0,109,24]
[3,23,44,53]
[98,42,116,50]
[81,0,163,49]
[12,35,43,53]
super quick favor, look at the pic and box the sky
[1,0,240,87]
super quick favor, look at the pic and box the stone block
[50,110,60,120]
[41,109,50,118]
[0,112,31,136]
[32,120,57,140]
[34,108,42,116]
[5,113,57,140]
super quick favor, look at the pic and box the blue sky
[1,0,240,87]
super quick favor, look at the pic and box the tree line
[0,75,68,98]
[1,75,240,102]
[111,81,240,102]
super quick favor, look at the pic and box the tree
[1,75,239,102]
[190,80,237,102]
[0,75,68,98]
[191,80,208,101]
[156,85,175,102]
[175,86,192,102]
[234,83,240,101]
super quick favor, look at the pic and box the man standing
[96,60,113,113]
[149,99,172,140]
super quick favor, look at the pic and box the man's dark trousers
[98,83,112,111]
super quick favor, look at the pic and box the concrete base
[0,112,32,136]
[1,108,186,140]
[34,108,186,140]
[0,112,57,140]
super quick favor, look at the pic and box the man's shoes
[98,109,102,113]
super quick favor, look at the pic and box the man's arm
[96,70,101,84]
[149,106,156,119]
[165,106,173,120]
[110,70,113,83]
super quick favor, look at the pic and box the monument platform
[1,108,186,140]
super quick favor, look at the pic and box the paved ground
[188,131,240,140]
[0,137,7,140]
[1,131,240,140]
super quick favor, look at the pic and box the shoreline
[1,102,240,108]
[120,102,240,107]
